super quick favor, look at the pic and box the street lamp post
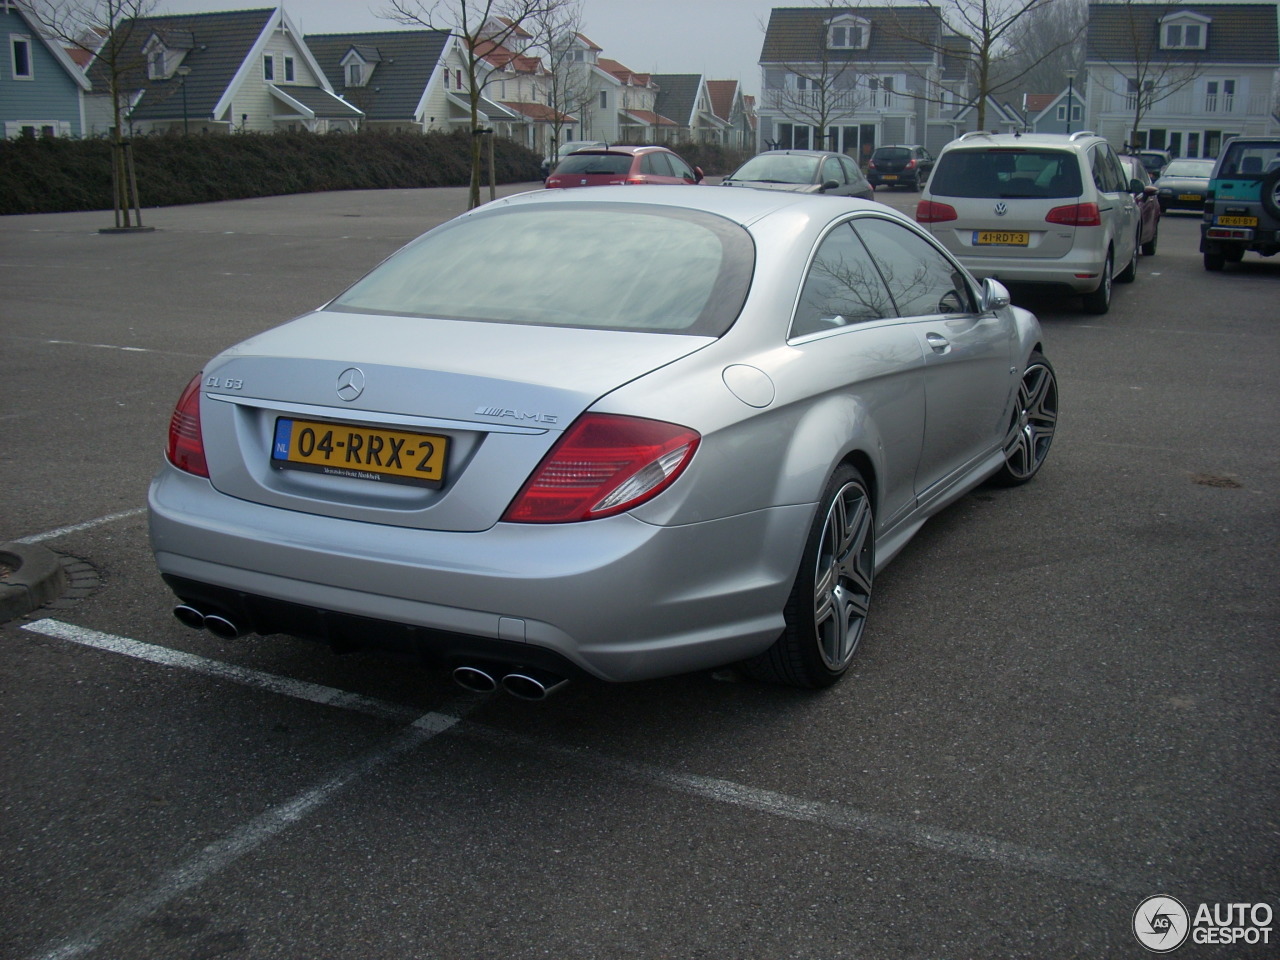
[1064,69,1077,136]
[176,65,191,135]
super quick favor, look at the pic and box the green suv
[1201,136,1280,271]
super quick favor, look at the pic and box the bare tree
[764,0,866,150]
[1088,0,1205,151]
[997,0,1086,96]
[382,0,561,209]
[525,0,593,158]
[886,0,1078,129]
[28,0,159,230]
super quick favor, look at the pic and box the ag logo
[1134,895,1190,952]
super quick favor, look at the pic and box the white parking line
[20,619,464,960]
[15,508,147,544]
[20,617,1168,960]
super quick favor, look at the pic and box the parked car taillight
[1045,202,1102,227]
[503,413,699,523]
[905,159,917,170]
[626,177,646,184]
[166,373,209,478]
[868,159,878,169]
[915,200,958,223]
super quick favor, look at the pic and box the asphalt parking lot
[2,184,1277,959]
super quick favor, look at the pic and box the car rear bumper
[949,249,1109,293]
[149,467,808,682]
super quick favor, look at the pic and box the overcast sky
[155,0,780,98]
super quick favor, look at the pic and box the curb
[0,541,68,623]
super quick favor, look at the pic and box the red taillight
[868,159,877,169]
[166,373,208,477]
[502,413,699,523]
[626,176,646,184]
[915,200,958,223]
[1046,202,1102,227]
[905,158,916,169]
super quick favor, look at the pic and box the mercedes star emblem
[335,367,365,402]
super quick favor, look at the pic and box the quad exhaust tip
[452,664,568,700]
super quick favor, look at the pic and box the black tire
[990,352,1058,487]
[1204,251,1225,271]
[1082,251,1112,314]
[1260,168,1280,221]
[1224,246,1245,263]
[740,465,874,689]
[1117,230,1139,282]
[1141,227,1158,256]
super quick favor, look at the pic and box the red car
[1119,154,1162,255]
[545,145,704,188]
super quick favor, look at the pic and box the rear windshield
[1162,159,1214,178]
[930,149,1083,199]
[553,153,632,175]
[874,148,911,161]
[729,154,819,184]
[1217,141,1280,178]
[328,203,754,337]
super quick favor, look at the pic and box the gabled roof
[705,79,739,122]
[307,30,450,121]
[651,73,703,127]
[7,3,91,91]
[473,38,541,74]
[270,84,363,120]
[761,6,944,65]
[501,101,575,123]
[1086,2,1280,65]
[621,109,678,127]
[574,32,603,53]
[88,8,276,121]
[596,57,653,87]
[1023,93,1058,114]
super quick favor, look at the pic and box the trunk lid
[199,311,713,532]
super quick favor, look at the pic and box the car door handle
[926,333,950,352]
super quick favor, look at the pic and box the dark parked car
[867,145,935,190]
[1154,158,1215,212]
[1119,154,1161,255]
[1135,149,1173,178]
[545,145,703,188]
[720,149,873,199]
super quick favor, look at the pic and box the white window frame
[1159,12,1210,51]
[263,53,275,81]
[826,15,870,50]
[284,55,295,82]
[10,34,33,80]
[347,62,362,86]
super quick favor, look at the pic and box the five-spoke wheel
[992,352,1058,486]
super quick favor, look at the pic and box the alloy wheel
[812,480,874,671]
[1001,360,1058,481]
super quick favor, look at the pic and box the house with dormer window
[1084,2,1280,158]
[2,0,91,138]
[575,43,678,143]
[85,7,362,135]
[759,5,976,161]
[652,74,728,143]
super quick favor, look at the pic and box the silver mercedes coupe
[149,185,1057,697]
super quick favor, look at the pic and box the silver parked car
[150,186,1056,696]
[917,131,1141,315]
[721,149,874,199]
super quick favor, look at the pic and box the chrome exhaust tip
[173,604,206,630]
[501,669,569,701]
[202,615,243,640]
[452,665,499,694]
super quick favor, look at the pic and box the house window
[263,54,274,81]
[790,73,817,91]
[347,62,362,86]
[284,56,295,82]
[11,35,32,79]
[827,16,869,50]
[1163,22,1204,49]
[1057,104,1082,121]
[455,69,462,89]
[599,90,607,108]
[1126,78,1153,111]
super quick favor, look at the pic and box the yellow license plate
[882,174,898,180]
[1216,216,1257,227]
[1178,194,1201,201]
[974,231,1029,246]
[271,418,448,487]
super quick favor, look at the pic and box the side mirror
[1144,185,1159,197]
[693,166,705,183]
[980,278,1011,312]
[819,179,841,193]
[1129,178,1145,195]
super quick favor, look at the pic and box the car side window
[822,156,845,184]
[838,155,860,182]
[643,152,673,176]
[1091,145,1124,193]
[668,154,695,180]
[791,223,897,337]
[852,217,976,317]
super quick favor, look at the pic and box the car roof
[943,132,1101,152]
[575,144,672,156]
[487,183,897,228]
[874,144,923,150]
[750,149,838,158]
